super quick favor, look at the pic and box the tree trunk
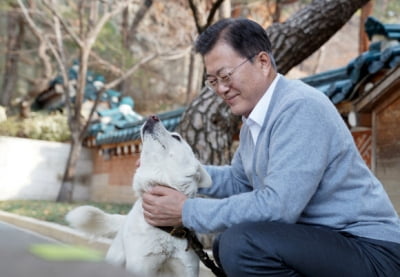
[127,0,153,46]
[185,51,196,104]
[269,0,370,74]
[176,87,240,164]
[180,0,371,165]
[1,6,25,107]
[56,137,82,202]
[57,45,90,202]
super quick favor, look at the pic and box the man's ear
[196,164,212,188]
[258,51,272,72]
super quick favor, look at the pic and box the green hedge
[0,112,70,142]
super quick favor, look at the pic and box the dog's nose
[150,115,159,121]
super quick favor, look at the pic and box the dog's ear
[197,164,212,188]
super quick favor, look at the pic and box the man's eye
[220,74,230,82]
[207,79,217,86]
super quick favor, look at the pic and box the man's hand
[142,186,187,227]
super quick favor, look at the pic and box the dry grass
[0,200,131,226]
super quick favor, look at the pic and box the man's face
[204,42,271,118]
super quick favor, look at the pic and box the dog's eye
[171,134,181,141]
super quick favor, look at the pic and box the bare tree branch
[158,46,192,61]
[87,1,129,50]
[49,0,74,121]
[188,0,202,34]
[90,52,125,75]
[188,0,226,34]
[127,0,153,45]
[17,0,65,81]
[80,53,158,141]
[16,1,53,79]
[206,0,224,28]
[42,0,84,48]
[104,53,157,90]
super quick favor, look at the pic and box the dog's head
[133,115,211,197]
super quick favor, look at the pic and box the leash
[158,226,227,277]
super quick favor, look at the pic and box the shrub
[0,111,70,142]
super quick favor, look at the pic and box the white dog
[66,115,212,277]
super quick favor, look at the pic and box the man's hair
[195,18,275,67]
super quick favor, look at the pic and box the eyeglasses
[205,55,255,92]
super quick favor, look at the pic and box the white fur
[66,117,211,277]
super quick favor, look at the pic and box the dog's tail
[65,205,126,238]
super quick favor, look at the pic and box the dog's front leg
[105,230,126,268]
[173,245,199,277]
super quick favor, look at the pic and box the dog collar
[157,225,226,277]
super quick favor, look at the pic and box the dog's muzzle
[142,115,160,134]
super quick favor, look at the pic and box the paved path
[0,211,214,277]
[0,221,135,277]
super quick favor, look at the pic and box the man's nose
[216,81,230,95]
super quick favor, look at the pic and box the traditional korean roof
[32,61,186,148]
[87,107,186,146]
[365,16,400,40]
[32,61,129,111]
[301,17,400,104]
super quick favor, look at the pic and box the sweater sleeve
[197,152,253,198]
[183,91,344,233]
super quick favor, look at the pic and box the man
[142,18,400,276]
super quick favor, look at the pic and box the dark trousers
[213,222,400,277]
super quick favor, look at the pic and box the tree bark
[127,0,153,45]
[56,138,82,202]
[269,0,370,74]
[177,87,240,164]
[185,50,196,104]
[1,6,25,107]
[181,0,371,165]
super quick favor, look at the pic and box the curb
[0,210,111,253]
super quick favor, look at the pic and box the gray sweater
[182,76,400,244]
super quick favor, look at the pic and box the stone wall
[0,136,92,201]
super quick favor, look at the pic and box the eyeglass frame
[205,53,257,92]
